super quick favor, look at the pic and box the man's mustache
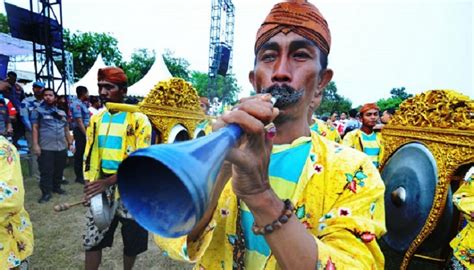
[262,84,303,108]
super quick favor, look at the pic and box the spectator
[31,88,74,203]
[380,108,395,125]
[343,108,361,137]
[20,81,44,179]
[4,72,25,148]
[71,86,90,184]
[88,95,102,116]
[0,92,13,136]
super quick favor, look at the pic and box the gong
[381,142,453,252]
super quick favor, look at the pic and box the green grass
[23,162,194,269]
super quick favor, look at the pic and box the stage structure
[5,0,72,94]
[207,0,234,103]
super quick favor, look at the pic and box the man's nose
[99,87,108,96]
[271,57,292,83]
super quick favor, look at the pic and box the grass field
[23,162,194,269]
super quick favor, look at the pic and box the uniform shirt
[0,136,34,269]
[30,103,68,151]
[70,99,90,129]
[155,131,387,269]
[343,129,384,169]
[20,96,42,131]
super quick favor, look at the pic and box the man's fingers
[221,110,265,135]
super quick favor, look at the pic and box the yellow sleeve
[316,155,386,269]
[83,113,101,181]
[132,112,152,149]
[153,219,217,263]
[342,130,357,149]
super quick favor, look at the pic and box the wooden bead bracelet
[251,199,294,235]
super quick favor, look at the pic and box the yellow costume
[342,129,384,169]
[155,131,386,269]
[0,136,34,269]
[84,109,152,183]
[310,117,341,143]
[450,167,474,269]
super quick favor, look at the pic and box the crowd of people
[0,0,471,269]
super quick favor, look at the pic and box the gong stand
[380,90,474,269]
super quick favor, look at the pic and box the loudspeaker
[217,44,231,76]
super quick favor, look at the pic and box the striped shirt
[97,111,128,174]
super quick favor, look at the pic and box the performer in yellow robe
[448,167,473,269]
[0,136,34,269]
[155,131,386,269]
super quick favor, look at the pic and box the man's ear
[248,70,255,88]
[318,69,334,90]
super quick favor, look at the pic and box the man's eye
[293,52,311,59]
[260,53,276,62]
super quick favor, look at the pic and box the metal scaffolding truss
[207,0,234,101]
[29,0,69,94]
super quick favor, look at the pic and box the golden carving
[139,78,206,142]
[381,90,474,269]
[390,90,473,130]
[106,78,207,142]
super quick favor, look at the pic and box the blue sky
[2,0,472,106]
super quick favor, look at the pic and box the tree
[315,81,352,116]
[190,71,240,104]
[0,13,9,33]
[63,29,123,81]
[120,49,155,85]
[376,87,413,112]
[390,87,413,100]
[376,97,403,112]
[162,49,191,81]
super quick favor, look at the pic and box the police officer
[70,86,90,184]
[31,88,74,203]
[21,81,44,179]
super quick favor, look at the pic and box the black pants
[73,128,86,182]
[38,149,67,195]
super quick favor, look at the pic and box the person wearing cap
[70,86,90,184]
[343,103,384,169]
[82,67,152,270]
[154,1,386,269]
[31,88,74,203]
[20,81,44,179]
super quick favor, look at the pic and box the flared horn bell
[117,124,242,238]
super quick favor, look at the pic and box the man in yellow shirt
[343,103,384,169]
[155,1,386,269]
[82,67,152,270]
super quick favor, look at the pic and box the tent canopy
[72,54,106,95]
[127,50,172,97]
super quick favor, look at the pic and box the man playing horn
[82,67,152,270]
[155,1,386,269]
